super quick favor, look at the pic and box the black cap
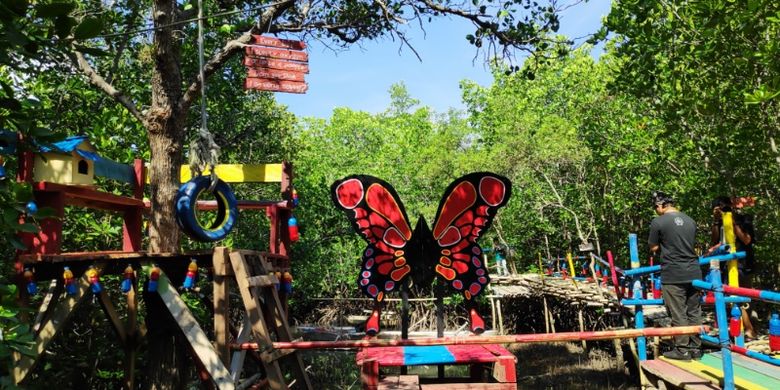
[711,196,732,211]
[651,191,674,207]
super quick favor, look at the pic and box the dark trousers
[662,283,702,353]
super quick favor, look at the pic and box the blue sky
[275,1,612,118]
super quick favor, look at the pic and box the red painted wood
[361,359,379,390]
[492,356,516,383]
[32,190,65,254]
[33,182,145,209]
[123,159,144,252]
[244,46,308,62]
[16,150,34,183]
[243,57,310,73]
[244,78,308,94]
[250,35,306,50]
[246,68,306,82]
[235,325,707,350]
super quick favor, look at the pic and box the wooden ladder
[213,247,312,390]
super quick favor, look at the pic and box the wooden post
[122,159,144,251]
[436,280,445,379]
[400,282,409,375]
[213,247,232,366]
[578,309,586,350]
[124,273,138,390]
[361,359,379,390]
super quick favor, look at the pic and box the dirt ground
[510,342,639,389]
[301,341,640,389]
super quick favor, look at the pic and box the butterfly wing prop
[331,175,414,302]
[430,172,512,300]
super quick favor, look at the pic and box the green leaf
[73,16,103,40]
[35,2,75,18]
[15,222,38,233]
[54,15,76,38]
[9,236,27,250]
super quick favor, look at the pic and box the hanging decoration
[281,272,293,294]
[86,266,102,293]
[24,268,37,295]
[182,259,198,290]
[243,35,309,94]
[148,265,161,292]
[292,188,299,207]
[121,265,134,293]
[287,215,299,242]
[63,266,77,295]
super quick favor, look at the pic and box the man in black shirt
[648,191,702,360]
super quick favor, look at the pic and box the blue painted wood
[93,157,136,184]
[403,346,456,365]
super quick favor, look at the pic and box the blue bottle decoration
[63,267,78,295]
[148,265,160,293]
[24,268,37,295]
[87,266,102,293]
[121,265,134,293]
[288,216,299,242]
[292,189,299,207]
[182,259,198,290]
[25,201,37,215]
[0,165,6,179]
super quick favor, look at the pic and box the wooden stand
[213,247,312,389]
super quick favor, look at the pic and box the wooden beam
[244,46,308,62]
[155,271,234,389]
[13,273,91,384]
[124,279,138,390]
[247,275,277,288]
[230,318,252,383]
[250,35,306,50]
[213,247,231,366]
[229,251,288,390]
[243,57,309,73]
[32,280,62,334]
[97,289,127,344]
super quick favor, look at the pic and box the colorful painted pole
[701,334,780,366]
[567,252,578,288]
[722,212,739,287]
[692,280,780,304]
[628,233,647,361]
[624,251,745,277]
[231,326,706,351]
[709,260,735,390]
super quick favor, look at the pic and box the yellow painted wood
[723,212,739,287]
[34,151,95,185]
[661,356,767,390]
[566,252,578,289]
[179,163,283,183]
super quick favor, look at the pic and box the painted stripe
[403,346,456,365]
[701,354,780,388]
[712,352,780,379]
[661,356,768,390]
[145,163,282,184]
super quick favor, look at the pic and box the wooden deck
[641,352,780,390]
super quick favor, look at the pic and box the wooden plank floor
[641,360,720,390]
[660,356,770,390]
[711,351,780,379]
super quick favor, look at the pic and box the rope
[189,0,220,189]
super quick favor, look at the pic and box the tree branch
[178,0,296,117]
[71,50,146,125]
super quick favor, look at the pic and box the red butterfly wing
[332,175,414,301]
[430,173,512,300]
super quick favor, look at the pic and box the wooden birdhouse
[33,136,97,185]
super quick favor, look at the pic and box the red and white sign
[243,36,309,94]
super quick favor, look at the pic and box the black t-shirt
[733,213,755,272]
[648,211,701,284]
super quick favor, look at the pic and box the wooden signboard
[245,78,308,94]
[244,36,309,94]
[243,57,309,73]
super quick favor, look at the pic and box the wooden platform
[357,344,516,390]
[641,353,780,390]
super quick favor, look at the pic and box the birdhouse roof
[38,136,98,160]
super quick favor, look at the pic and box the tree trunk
[144,1,187,389]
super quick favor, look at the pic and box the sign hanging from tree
[244,36,309,94]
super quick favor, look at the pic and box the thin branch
[178,0,297,116]
[71,50,146,124]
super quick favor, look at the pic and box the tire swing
[175,0,237,243]
[175,176,238,242]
